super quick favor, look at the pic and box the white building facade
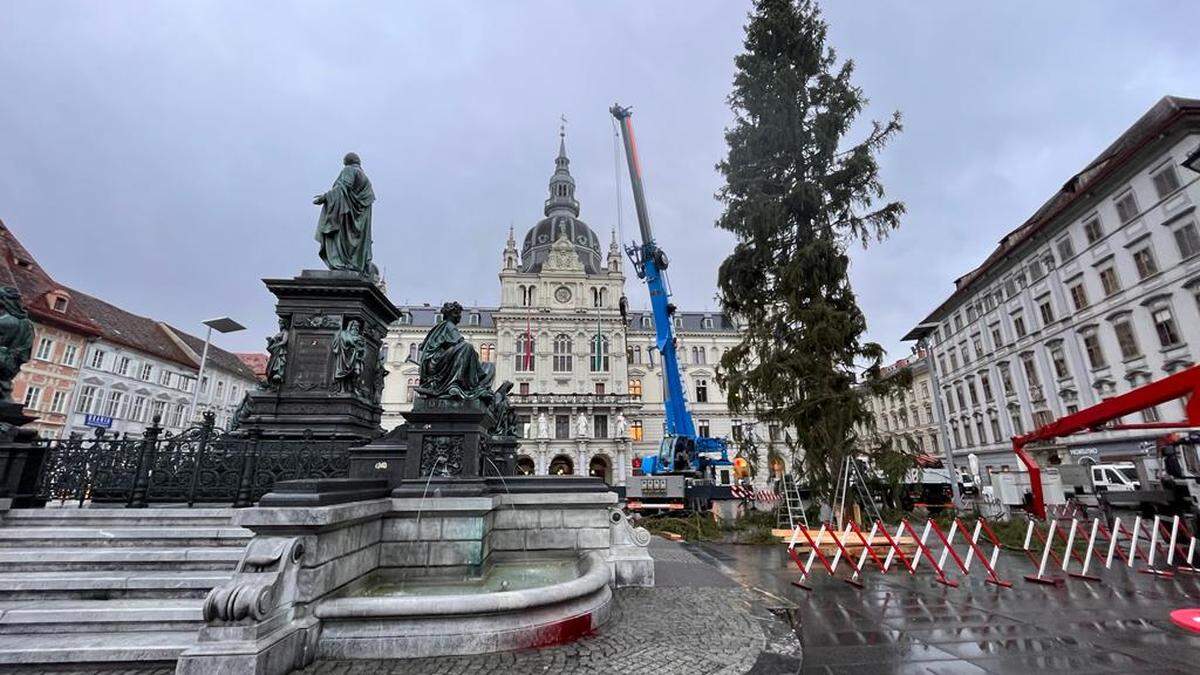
[906,96,1200,473]
[381,135,760,485]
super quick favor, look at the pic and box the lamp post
[914,323,962,510]
[186,316,245,424]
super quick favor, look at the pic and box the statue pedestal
[0,401,43,509]
[391,398,496,498]
[485,434,518,477]
[241,270,399,440]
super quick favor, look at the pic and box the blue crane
[611,104,732,479]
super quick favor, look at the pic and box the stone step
[0,547,243,572]
[0,599,203,635]
[0,527,252,548]
[0,570,231,601]
[0,629,196,665]
[1,507,235,529]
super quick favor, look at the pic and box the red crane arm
[1013,365,1200,519]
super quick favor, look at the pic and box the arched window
[592,288,600,308]
[589,335,610,372]
[696,347,707,365]
[468,312,481,326]
[408,343,418,362]
[629,378,643,399]
[634,346,642,364]
[515,333,535,372]
[599,288,607,307]
[405,377,418,402]
[553,334,573,372]
[479,343,495,363]
[630,420,644,441]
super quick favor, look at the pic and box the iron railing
[33,413,354,508]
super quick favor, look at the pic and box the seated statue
[415,301,495,401]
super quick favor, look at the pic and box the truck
[610,103,737,513]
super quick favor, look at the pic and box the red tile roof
[236,352,269,380]
[0,219,101,337]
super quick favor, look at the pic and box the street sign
[84,414,113,429]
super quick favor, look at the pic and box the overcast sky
[2,1,1198,361]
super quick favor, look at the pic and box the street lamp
[186,316,245,424]
[1183,145,1200,175]
[910,322,963,510]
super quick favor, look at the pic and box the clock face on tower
[554,286,572,304]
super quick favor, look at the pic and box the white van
[1090,463,1140,492]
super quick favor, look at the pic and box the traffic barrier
[730,485,781,502]
[1021,514,1199,585]
[784,517,1011,590]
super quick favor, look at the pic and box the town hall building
[380,134,757,485]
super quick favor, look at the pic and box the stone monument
[0,287,41,507]
[237,154,399,440]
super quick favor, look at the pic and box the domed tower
[520,130,603,275]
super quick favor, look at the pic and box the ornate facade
[381,135,756,485]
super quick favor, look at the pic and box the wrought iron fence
[34,413,354,508]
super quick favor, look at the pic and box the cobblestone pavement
[299,539,803,675]
[697,540,1200,674]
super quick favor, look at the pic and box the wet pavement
[692,539,1200,673]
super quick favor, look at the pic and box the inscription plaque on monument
[291,334,332,390]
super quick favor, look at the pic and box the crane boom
[611,104,694,441]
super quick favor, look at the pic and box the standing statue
[537,412,550,440]
[372,348,389,403]
[0,287,33,402]
[414,301,495,401]
[576,412,590,439]
[313,152,377,280]
[615,412,629,438]
[331,320,367,395]
[263,317,289,389]
[489,381,518,437]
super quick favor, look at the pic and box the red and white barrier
[1022,514,1199,585]
[730,485,781,502]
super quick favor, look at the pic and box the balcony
[510,393,640,407]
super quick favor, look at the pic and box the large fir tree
[716,0,906,500]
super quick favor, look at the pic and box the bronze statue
[373,348,389,404]
[0,287,33,401]
[331,319,367,395]
[415,301,495,401]
[489,380,518,437]
[314,152,376,279]
[263,317,289,389]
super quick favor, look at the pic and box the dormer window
[53,296,67,312]
[701,317,714,329]
[46,291,70,313]
[468,313,481,326]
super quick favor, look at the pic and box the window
[630,420,644,441]
[171,403,185,427]
[50,391,67,414]
[1068,282,1089,311]
[215,381,225,401]
[629,378,643,399]
[971,334,984,359]
[90,349,107,370]
[998,364,1014,396]
[150,400,166,423]
[768,424,781,442]
[76,386,97,413]
[1010,410,1024,435]
[589,335,610,372]
[116,356,131,376]
[1132,245,1159,280]
[1152,307,1182,348]
[1083,217,1103,244]
[632,346,642,364]
[955,385,966,409]
[1038,299,1055,326]
[518,382,529,396]
[1113,319,1141,360]
[1082,331,1107,369]
[555,415,570,440]
[1056,236,1075,261]
[1175,222,1200,259]
[1152,164,1181,198]
[1142,406,1161,423]
[980,373,994,401]
[593,415,608,439]
[468,312,481,326]
[1012,313,1027,339]
[1028,258,1044,280]
[953,314,963,331]
[1032,410,1054,428]
[1098,265,1121,297]
[52,296,68,312]
[130,396,146,422]
[35,338,53,361]
[407,343,418,362]
[976,420,987,446]
[595,382,605,395]
[966,380,979,406]
[695,347,707,365]
[22,385,42,410]
[552,334,573,372]
[159,370,172,386]
[698,419,710,438]
[963,423,974,447]
[695,379,708,403]
[1049,344,1070,379]
[515,333,535,372]
[1114,191,1139,224]
[948,348,959,370]
[1020,353,1041,388]
[104,391,124,418]
[989,325,1003,349]
[62,344,78,367]
[479,343,494,363]
[139,363,153,381]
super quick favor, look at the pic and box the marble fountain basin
[314,551,612,659]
